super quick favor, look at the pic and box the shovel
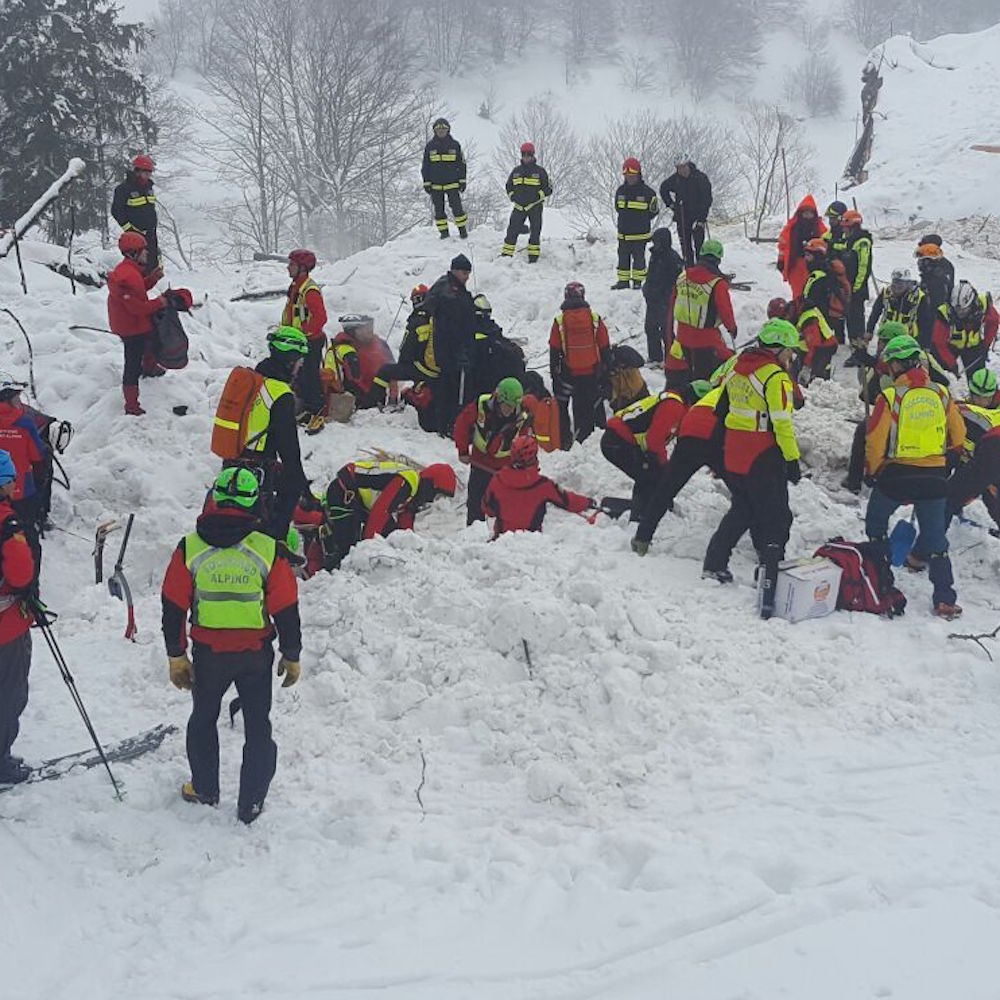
[889,509,917,566]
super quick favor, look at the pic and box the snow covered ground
[3,215,1000,998]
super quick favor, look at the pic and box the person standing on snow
[373,285,439,409]
[914,236,955,310]
[502,142,552,263]
[642,229,685,366]
[111,153,160,275]
[422,117,468,239]
[161,467,301,825]
[777,195,826,299]
[613,158,659,289]
[826,208,873,345]
[947,367,1000,531]
[107,232,192,416]
[280,249,328,435]
[659,158,713,266]
[794,239,842,384]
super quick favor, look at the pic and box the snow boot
[458,226,468,239]
[123,385,145,416]
[181,781,219,807]
[610,281,630,290]
[631,536,650,556]
[758,543,782,620]
[238,800,264,825]
[932,602,963,620]
[631,280,643,290]
[701,568,734,584]
[439,230,450,240]
[0,757,30,785]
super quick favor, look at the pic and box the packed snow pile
[862,23,1000,226]
[3,221,1000,999]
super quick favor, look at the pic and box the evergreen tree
[0,0,156,242]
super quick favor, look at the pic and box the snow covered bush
[783,60,845,118]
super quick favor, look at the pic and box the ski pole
[29,598,124,801]
[1,308,37,398]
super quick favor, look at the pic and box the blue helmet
[0,449,16,489]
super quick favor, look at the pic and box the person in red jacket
[0,449,36,786]
[330,315,395,409]
[777,195,826,298]
[948,367,1000,529]
[482,435,592,536]
[0,374,46,542]
[549,281,612,442]
[281,249,328,433]
[107,232,190,415]
[161,467,301,823]
[665,239,736,386]
[931,280,1000,380]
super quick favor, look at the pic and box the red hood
[0,400,26,424]
[494,464,543,490]
[795,194,819,218]
[734,347,782,374]
[684,263,724,283]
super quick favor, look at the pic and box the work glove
[169,654,193,690]
[785,460,802,484]
[277,657,301,688]
[799,366,813,388]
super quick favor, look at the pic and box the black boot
[758,542,782,620]
[611,281,630,290]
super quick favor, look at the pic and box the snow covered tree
[0,0,156,243]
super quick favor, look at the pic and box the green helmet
[700,239,724,261]
[882,333,922,361]
[878,320,909,342]
[495,377,523,406]
[758,318,804,350]
[268,325,309,355]
[690,379,712,400]
[213,467,260,510]
[970,368,998,396]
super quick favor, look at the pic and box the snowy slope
[4,220,1000,998]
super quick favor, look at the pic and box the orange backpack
[524,395,570,452]
[211,367,264,459]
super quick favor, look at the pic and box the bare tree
[147,0,188,77]
[618,52,660,94]
[783,60,845,117]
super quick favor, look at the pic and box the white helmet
[0,371,27,394]
[890,268,916,291]
[951,280,978,316]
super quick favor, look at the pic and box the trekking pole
[385,295,406,346]
[1,308,37,399]
[11,227,28,294]
[29,598,124,801]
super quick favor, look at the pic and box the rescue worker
[107,231,191,416]
[425,254,476,434]
[930,280,999,381]
[915,236,955,310]
[602,383,705,521]
[0,450,36,786]
[643,228,684,366]
[702,319,804,619]
[864,334,966,619]
[659,158,713,266]
[422,117,468,239]
[314,460,457,570]
[777,195,826,298]
[281,249,328,434]
[161,467,302,824]
[838,209,873,342]
[329,315,394,410]
[613,158,659,289]
[632,381,726,554]
[223,326,312,541]
[948,368,1000,530]
[548,281,612,443]
[483,435,593,536]
[502,142,552,262]
[468,294,526,399]
[111,153,159,275]
[796,239,841,384]
[454,377,531,525]
[0,374,46,545]
[373,285,438,409]
[863,268,934,352]
[665,239,736,386]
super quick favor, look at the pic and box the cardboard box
[763,557,842,624]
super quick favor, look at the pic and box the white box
[762,557,842,623]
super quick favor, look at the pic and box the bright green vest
[184,531,276,630]
[244,378,292,455]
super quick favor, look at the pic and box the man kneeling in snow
[482,435,593,538]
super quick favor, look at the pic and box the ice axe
[107,513,137,641]
[889,509,917,566]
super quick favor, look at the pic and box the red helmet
[132,154,154,172]
[510,434,539,468]
[564,281,585,300]
[410,283,429,304]
[622,157,641,175]
[803,238,828,256]
[420,463,457,496]
[520,141,535,156]
[767,296,788,319]
[118,231,148,255]
[288,249,317,271]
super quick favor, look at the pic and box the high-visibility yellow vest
[284,277,321,331]
[958,401,1000,457]
[352,460,421,509]
[614,393,664,451]
[674,274,721,328]
[797,305,836,342]
[414,317,438,376]
[883,384,949,460]
[724,362,785,433]
[879,288,924,336]
[244,378,292,455]
[948,294,989,350]
[472,395,528,456]
[184,531,276,630]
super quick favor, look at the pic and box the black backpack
[152,305,189,370]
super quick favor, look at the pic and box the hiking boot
[701,568,734,584]
[181,781,219,807]
[305,413,326,435]
[631,536,650,556]
[0,757,31,785]
[439,230,450,239]
[840,475,861,495]
[933,602,963,620]
[458,226,468,239]
[905,553,928,573]
[527,256,539,264]
[632,280,643,290]
[238,800,264,825]
[123,385,145,415]
[645,359,663,370]
[610,281,630,290]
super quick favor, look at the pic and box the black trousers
[435,369,468,436]
[636,435,721,543]
[295,337,325,414]
[948,437,1000,520]
[568,373,603,443]
[809,343,837,380]
[187,643,276,810]
[959,344,989,379]
[847,292,867,341]
[703,450,792,572]
[617,240,648,283]
[322,478,366,567]
[676,216,704,267]
[503,205,543,259]
[846,421,866,490]
[644,299,667,363]
[122,334,152,387]
[600,432,659,518]
[430,189,467,232]
[467,465,494,525]
[0,632,31,764]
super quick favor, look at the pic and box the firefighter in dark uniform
[111,153,160,276]
[422,118,468,239]
[501,142,552,263]
[613,158,659,289]
[373,284,439,407]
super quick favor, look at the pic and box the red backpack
[813,538,907,617]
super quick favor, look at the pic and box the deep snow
[3,213,1000,998]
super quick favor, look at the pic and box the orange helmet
[841,209,863,227]
[803,238,828,255]
[510,434,539,468]
[118,231,147,255]
[915,243,943,259]
[622,157,641,175]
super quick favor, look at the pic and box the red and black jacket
[0,503,35,643]
[482,465,591,536]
